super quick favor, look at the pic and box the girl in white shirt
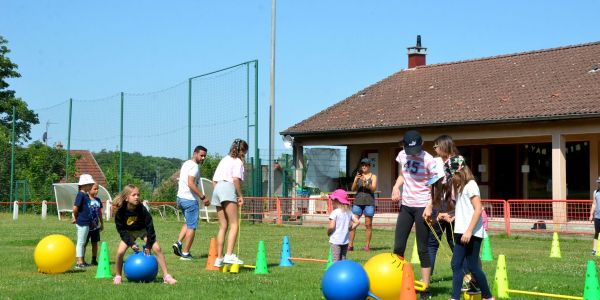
[327,189,360,262]
[212,139,248,267]
[447,157,493,300]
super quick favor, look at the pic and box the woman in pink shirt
[211,139,248,267]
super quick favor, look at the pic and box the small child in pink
[327,189,360,262]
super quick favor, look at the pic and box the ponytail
[229,139,249,160]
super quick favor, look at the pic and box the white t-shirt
[396,150,437,207]
[177,160,199,200]
[213,155,244,183]
[454,180,485,238]
[329,208,353,245]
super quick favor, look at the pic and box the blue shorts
[352,204,375,217]
[177,197,199,229]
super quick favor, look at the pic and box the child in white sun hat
[71,174,95,269]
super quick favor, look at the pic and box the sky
[2,0,599,159]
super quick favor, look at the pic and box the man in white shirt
[172,145,208,260]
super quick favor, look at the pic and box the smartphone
[357,170,363,176]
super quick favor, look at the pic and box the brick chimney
[407,35,427,68]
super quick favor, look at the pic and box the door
[490,145,520,200]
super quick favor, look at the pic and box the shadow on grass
[431,275,453,282]
[365,246,389,251]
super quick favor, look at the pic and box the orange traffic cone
[205,237,220,271]
[400,257,418,300]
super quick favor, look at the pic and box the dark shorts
[86,229,100,243]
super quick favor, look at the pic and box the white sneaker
[213,257,224,267]
[223,254,244,265]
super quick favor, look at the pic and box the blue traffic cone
[279,235,293,267]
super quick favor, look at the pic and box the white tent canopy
[52,183,112,220]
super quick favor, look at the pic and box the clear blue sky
[2,1,599,158]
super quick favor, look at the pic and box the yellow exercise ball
[363,253,406,300]
[34,234,76,274]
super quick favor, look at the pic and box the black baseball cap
[360,158,371,165]
[402,130,423,155]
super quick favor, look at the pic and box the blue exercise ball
[322,260,371,300]
[124,252,158,283]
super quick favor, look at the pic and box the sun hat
[328,189,350,205]
[427,157,445,185]
[360,158,371,165]
[78,174,96,186]
[402,130,423,156]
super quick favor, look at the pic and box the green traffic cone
[326,247,333,270]
[584,260,600,300]
[95,241,112,279]
[410,236,420,264]
[481,236,493,261]
[254,240,268,274]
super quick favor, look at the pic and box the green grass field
[0,213,594,299]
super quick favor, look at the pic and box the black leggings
[393,205,431,268]
[594,219,600,239]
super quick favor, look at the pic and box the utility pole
[269,0,276,199]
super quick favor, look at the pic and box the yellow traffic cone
[550,232,561,258]
[410,236,420,264]
[492,254,510,299]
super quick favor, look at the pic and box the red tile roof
[60,150,107,186]
[283,41,600,135]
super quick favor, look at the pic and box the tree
[0,36,40,201]
[0,35,39,144]
[7,142,76,201]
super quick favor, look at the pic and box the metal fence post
[187,78,192,159]
[254,60,260,197]
[119,92,124,191]
[505,200,511,236]
[66,98,72,182]
[9,106,16,204]
[254,148,261,197]
[276,197,282,225]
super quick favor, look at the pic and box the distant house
[60,150,107,186]
[282,37,600,204]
